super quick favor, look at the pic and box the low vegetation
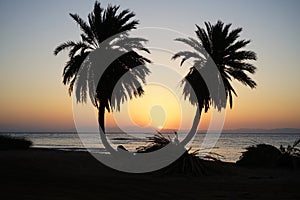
[137,132,225,176]
[237,139,300,169]
[0,135,32,150]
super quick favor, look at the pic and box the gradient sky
[0,0,299,131]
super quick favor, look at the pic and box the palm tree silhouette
[54,2,151,141]
[173,20,257,145]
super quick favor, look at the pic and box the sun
[157,125,163,130]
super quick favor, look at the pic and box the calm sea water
[2,132,300,162]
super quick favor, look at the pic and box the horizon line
[1,127,300,133]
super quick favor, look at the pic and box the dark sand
[0,149,299,200]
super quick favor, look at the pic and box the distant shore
[0,148,299,200]
[1,128,300,133]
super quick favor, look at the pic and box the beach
[1,148,299,200]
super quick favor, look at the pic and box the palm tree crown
[54,1,151,132]
[173,20,257,111]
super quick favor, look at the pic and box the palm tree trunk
[98,104,106,133]
[98,104,116,155]
[181,106,202,147]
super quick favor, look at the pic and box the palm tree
[54,1,151,137]
[173,20,257,145]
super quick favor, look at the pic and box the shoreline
[3,132,300,163]
[1,148,300,199]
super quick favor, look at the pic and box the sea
[1,131,300,162]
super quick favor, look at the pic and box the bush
[236,144,282,167]
[0,135,32,150]
[237,140,300,169]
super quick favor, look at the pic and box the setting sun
[117,84,182,130]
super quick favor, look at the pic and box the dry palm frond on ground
[136,132,225,176]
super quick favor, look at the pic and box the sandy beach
[0,148,299,200]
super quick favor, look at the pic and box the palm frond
[54,41,76,55]
[174,38,205,54]
[62,52,89,85]
[69,13,96,45]
[68,41,91,58]
[225,39,250,55]
[195,24,211,53]
[227,69,257,88]
[226,50,257,61]
[225,27,242,47]
[225,61,257,74]
[172,51,203,66]
[293,138,300,148]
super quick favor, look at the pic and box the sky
[0,0,300,132]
